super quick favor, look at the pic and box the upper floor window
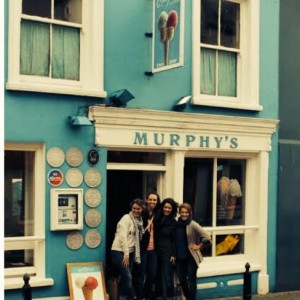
[192,0,261,110]
[6,0,106,98]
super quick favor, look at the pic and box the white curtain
[201,48,237,97]
[20,20,79,80]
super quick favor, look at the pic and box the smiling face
[163,202,173,216]
[179,207,190,221]
[131,203,143,218]
[147,193,158,212]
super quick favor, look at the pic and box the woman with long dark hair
[133,192,161,299]
[155,197,178,300]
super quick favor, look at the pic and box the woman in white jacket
[175,203,211,300]
[111,198,145,300]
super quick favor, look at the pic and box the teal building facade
[4,1,281,299]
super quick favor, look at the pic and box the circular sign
[85,229,101,248]
[87,149,99,166]
[85,189,102,207]
[84,168,102,187]
[47,169,64,186]
[66,168,83,187]
[85,209,101,228]
[47,147,65,167]
[66,231,84,250]
[66,147,83,167]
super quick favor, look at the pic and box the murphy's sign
[94,127,270,151]
[133,132,238,149]
[91,107,277,152]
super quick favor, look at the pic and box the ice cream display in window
[157,10,178,65]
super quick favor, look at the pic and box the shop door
[106,169,163,275]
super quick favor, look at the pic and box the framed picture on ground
[67,261,108,300]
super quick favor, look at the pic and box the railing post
[22,273,32,300]
[243,262,252,300]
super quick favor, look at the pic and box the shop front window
[184,157,246,257]
[4,143,46,287]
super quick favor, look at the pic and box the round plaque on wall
[84,168,102,187]
[65,168,83,187]
[47,169,64,186]
[66,147,83,167]
[85,189,102,207]
[47,147,65,167]
[85,209,101,228]
[85,229,101,248]
[66,231,84,250]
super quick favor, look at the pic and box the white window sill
[192,98,263,111]
[5,276,54,290]
[6,82,107,98]
[198,258,261,277]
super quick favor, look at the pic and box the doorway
[105,150,166,275]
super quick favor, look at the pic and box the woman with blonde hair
[111,198,145,300]
[175,203,211,300]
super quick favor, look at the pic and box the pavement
[210,291,300,300]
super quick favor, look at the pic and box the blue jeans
[132,249,157,298]
[143,249,157,297]
[176,254,198,300]
[156,255,174,298]
[111,250,135,298]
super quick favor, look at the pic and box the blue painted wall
[4,0,280,299]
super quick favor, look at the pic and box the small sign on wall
[50,188,83,231]
[67,262,108,300]
[152,0,184,72]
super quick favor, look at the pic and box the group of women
[110,193,211,300]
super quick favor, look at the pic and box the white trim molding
[89,106,278,152]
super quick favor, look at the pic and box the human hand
[170,256,176,264]
[122,256,129,267]
[189,243,201,251]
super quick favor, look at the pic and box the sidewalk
[210,291,300,300]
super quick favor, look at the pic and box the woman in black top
[154,197,178,300]
[132,192,161,299]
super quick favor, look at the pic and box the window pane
[183,158,213,227]
[218,50,237,97]
[108,151,165,164]
[201,48,216,95]
[5,151,35,237]
[201,0,219,45]
[216,234,244,256]
[54,0,82,23]
[5,250,34,268]
[52,25,80,80]
[20,20,50,76]
[22,0,51,18]
[217,159,245,226]
[221,0,240,48]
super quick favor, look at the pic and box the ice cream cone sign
[157,10,178,65]
[75,276,98,300]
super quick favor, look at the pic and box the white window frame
[4,143,53,290]
[6,0,106,98]
[192,0,261,111]
[162,149,270,293]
